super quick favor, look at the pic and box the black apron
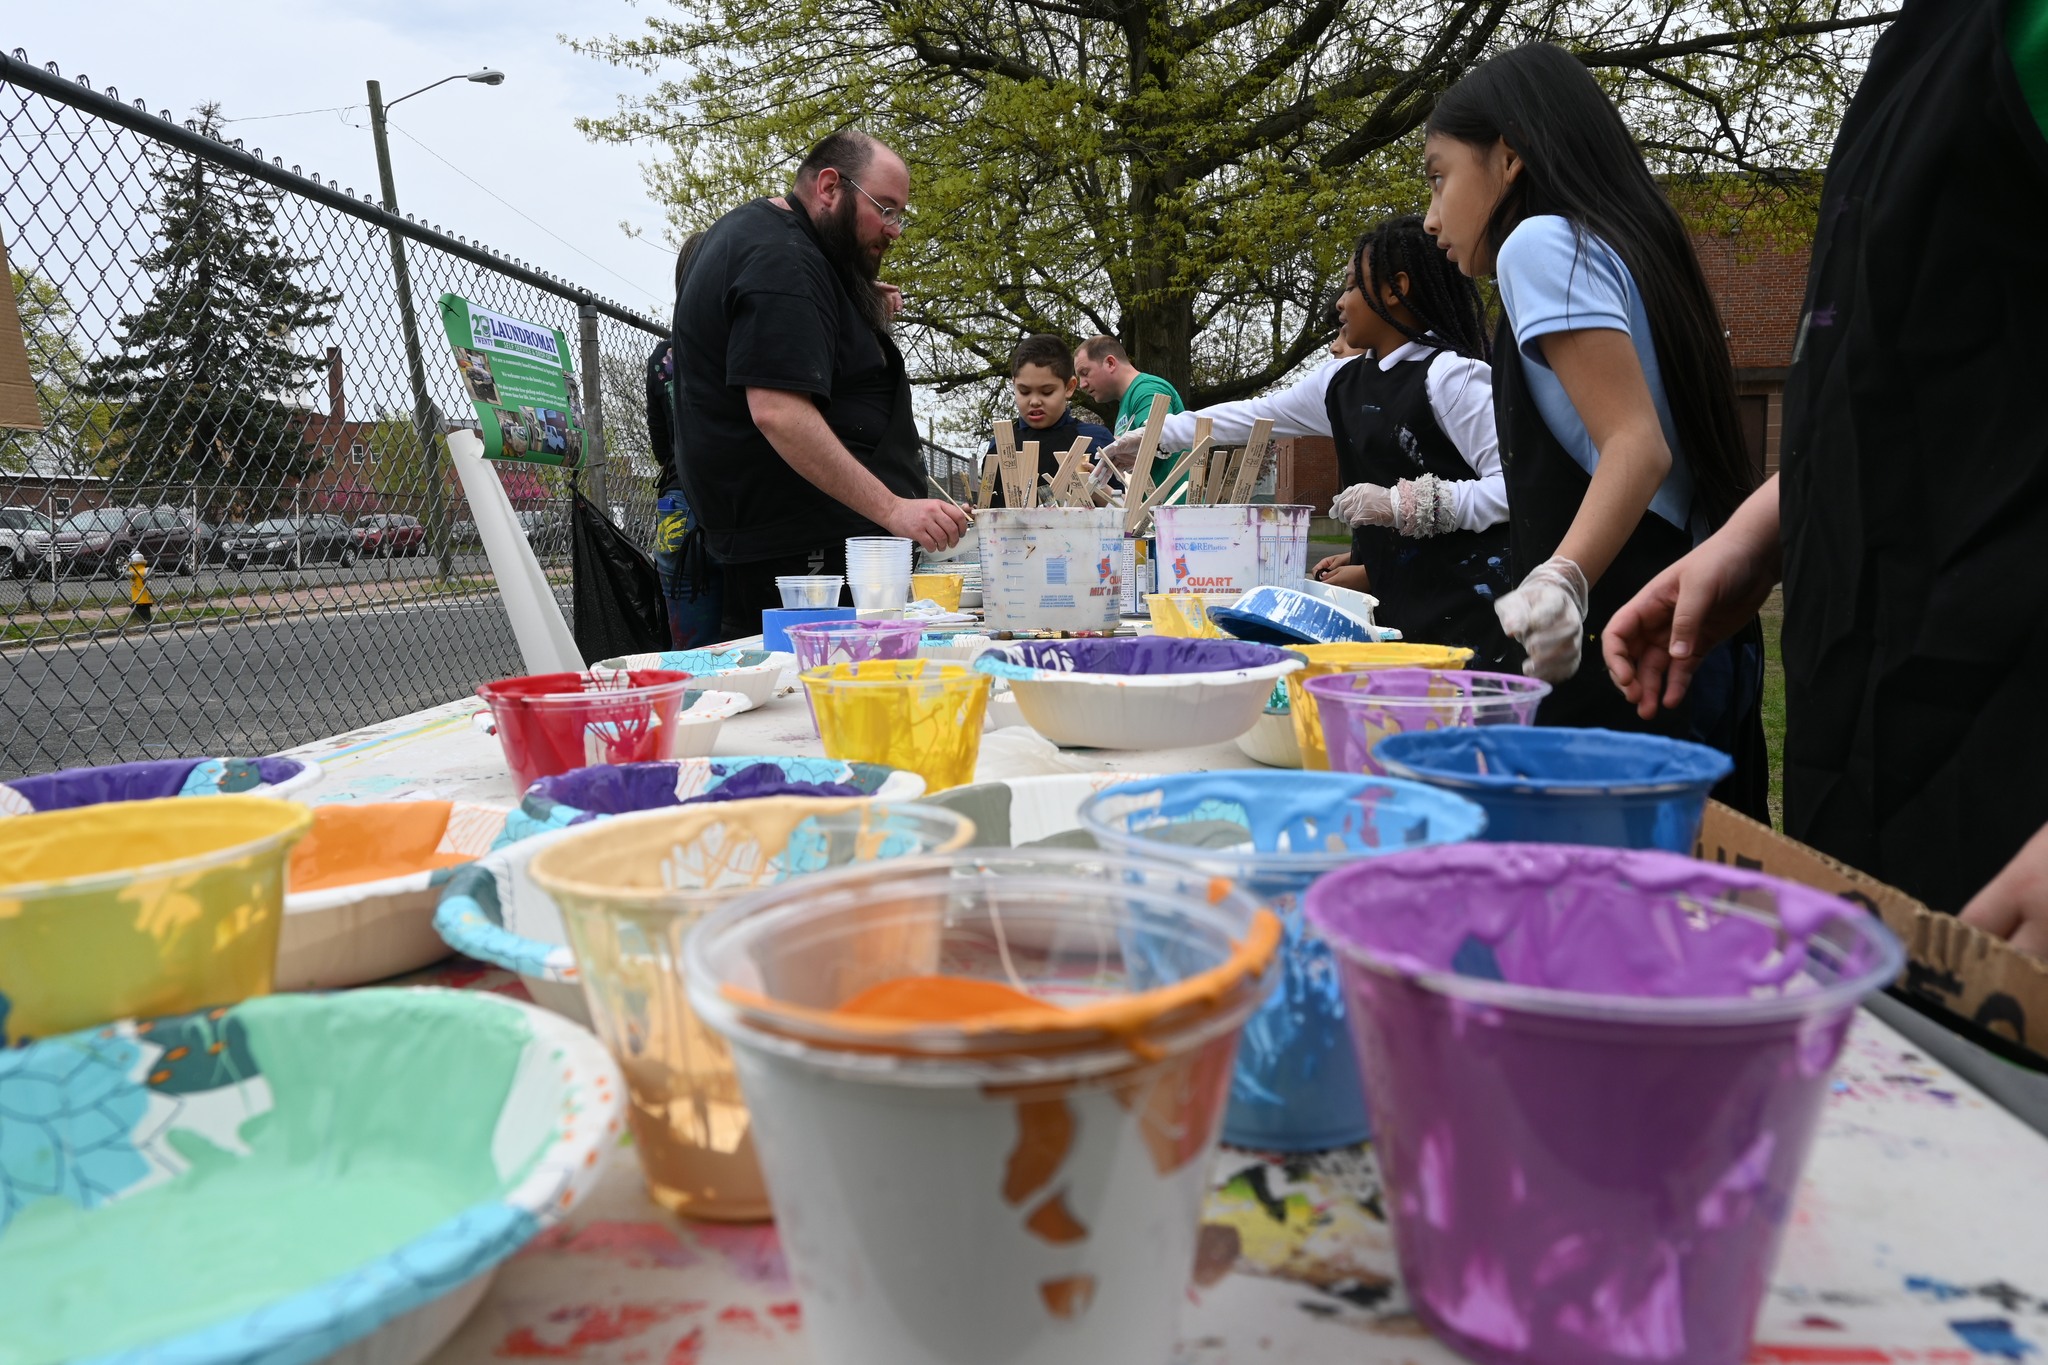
[1492,316,1771,820]
[1324,350,1514,668]
[1779,0,2048,912]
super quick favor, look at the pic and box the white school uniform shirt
[1156,344,1508,532]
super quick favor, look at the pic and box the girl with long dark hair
[1424,42,1767,814]
[1109,214,1514,665]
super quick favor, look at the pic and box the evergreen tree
[87,103,337,508]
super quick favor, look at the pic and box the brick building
[1275,223,1811,512]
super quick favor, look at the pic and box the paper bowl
[0,989,619,1365]
[507,756,927,843]
[670,689,750,758]
[432,825,595,1021]
[1235,700,1304,767]
[0,755,321,816]
[0,797,313,1045]
[973,636,1303,750]
[589,649,793,712]
[276,801,514,991]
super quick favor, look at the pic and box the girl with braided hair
[1106,213,1515,666]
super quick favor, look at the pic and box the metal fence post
[368,79,454,580]
[577,302,609,513]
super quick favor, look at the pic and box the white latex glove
[1331,482,1394,528]
[1102,431,1143,471]
[1495,556,1590,682]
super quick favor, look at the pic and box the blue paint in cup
[1078,770,1486,1150]
[1374,725,1732,852]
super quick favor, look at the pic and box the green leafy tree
[575,0,1890,406]
[2,268,111,474]
[87,103,338,508]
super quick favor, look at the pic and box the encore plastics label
[439,293,586,467]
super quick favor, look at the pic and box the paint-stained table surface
[285,687,2048,1363]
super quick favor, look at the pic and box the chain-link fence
[0,50,674,776]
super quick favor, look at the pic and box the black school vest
[1323,350,1513,668]
[1492,317,1770,817]
[1779,0,2048,911]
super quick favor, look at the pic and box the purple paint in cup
[784,619,925,671]
[1303,668,1550,776]
[1305,842,1901,1365]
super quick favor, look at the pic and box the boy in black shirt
[985,334,1112,506]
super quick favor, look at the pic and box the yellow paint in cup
[803,660,991,792]
[1284,642,1475,769]
[0,796,314,1043]
[910,572,965,612]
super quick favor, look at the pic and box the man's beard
[814,191,891,334]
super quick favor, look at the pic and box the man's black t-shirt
[669,198,923,562]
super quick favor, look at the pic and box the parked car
[47,506,203,578]
[0,508,53,578]
[518,508,570,554]
[219,516,359,570]
[353,513,427,557]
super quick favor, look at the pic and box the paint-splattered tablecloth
[301,689,2048,1363]
[396,961,2048,1365]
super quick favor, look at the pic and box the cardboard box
[0,226,44,432]
[1695,801,2048,1067]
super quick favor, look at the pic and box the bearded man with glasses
[668,128,967,637]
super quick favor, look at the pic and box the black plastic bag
[571,489,671,661]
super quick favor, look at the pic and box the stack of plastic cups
[683,849,1282,1365]
[1078,771,1486,1151]
[1306,843,1903,1365]
[845,536,913,610]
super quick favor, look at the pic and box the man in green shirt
[1075,336,1186,494]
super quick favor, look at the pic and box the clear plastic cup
[1305,668,1552,775]
[802,660,991,791]
[683,848,1282,1365]
[1078,771,1486,1150]
[527,797,976,1221]
[475,670,695,789]
[1306,843,1903,1365]
[1281,643,1476,769]
[776,575,845,608]
[784,619,925,672]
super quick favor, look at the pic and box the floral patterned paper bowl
[433,825,596,1023]
[0,754,321,816]
[0,988,620,1365]
[589,648,793,711]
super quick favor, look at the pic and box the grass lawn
[1760,587,1786,830]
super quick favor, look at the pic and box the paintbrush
[1122,393,1171,535]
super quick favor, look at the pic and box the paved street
[0,598,535,776]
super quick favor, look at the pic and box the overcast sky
[12,0,681,318]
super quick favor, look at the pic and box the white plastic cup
[685,850,1279,1365]
[849,577,910,610]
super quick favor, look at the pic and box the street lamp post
[366,68,503,581]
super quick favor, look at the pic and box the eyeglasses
[843,177,911,228]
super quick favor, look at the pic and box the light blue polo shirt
[1494,215,1699,536]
